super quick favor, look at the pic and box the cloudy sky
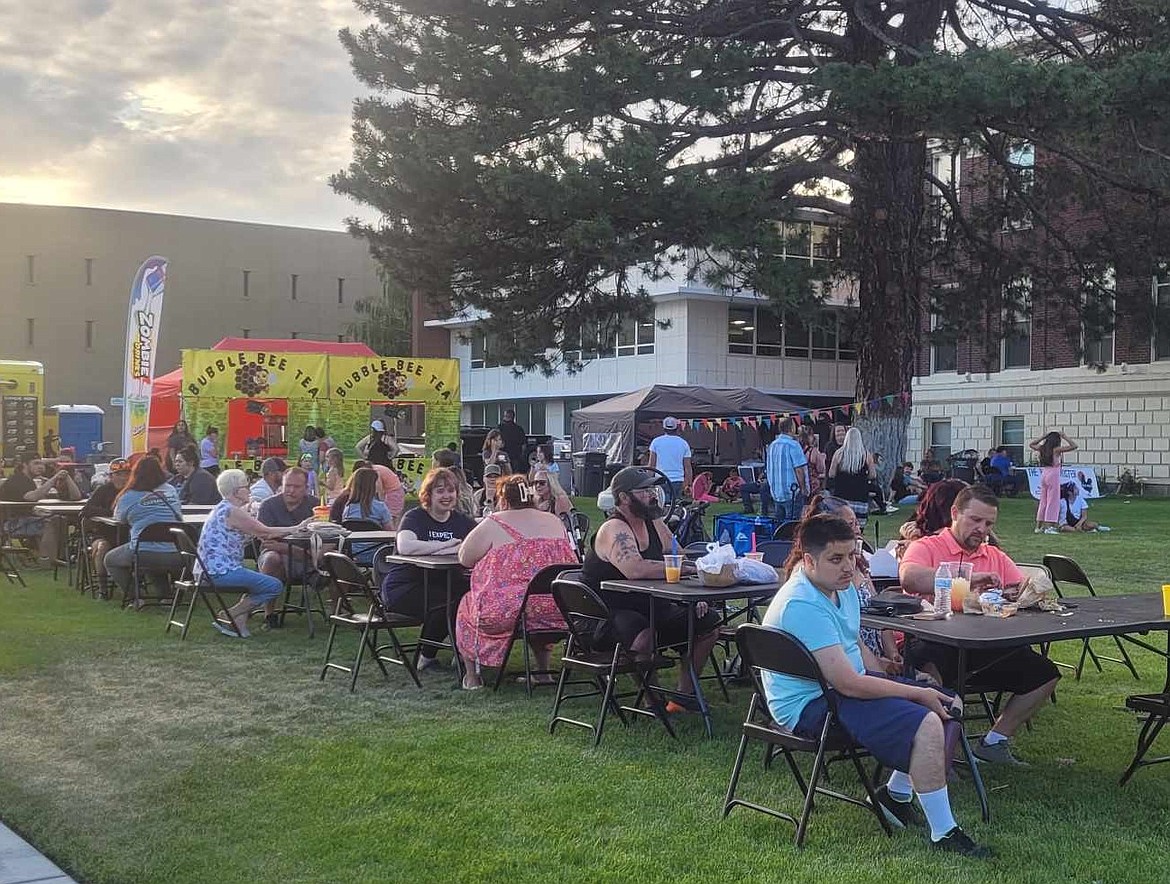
[0,0,373,230]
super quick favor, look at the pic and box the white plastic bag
[695,542,737,574]
[735,558,780,585]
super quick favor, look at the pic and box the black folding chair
[757,540,793,568]
[166,528,248,639]
[1120,691,1170,785]
[491,563,576,695]
[127,521,185,609]
[723,623,897,846]
[1042,555,1140,680]
[772,521,800,541]
[548,573,677,746]
[683,541,710,559]
[319,552,422,691]
[341,518,385,566]
[559,511,590,560]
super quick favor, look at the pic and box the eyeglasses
[533,480,549,488]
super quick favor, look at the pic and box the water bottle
[933,563,954,617]
[734,528,750,557]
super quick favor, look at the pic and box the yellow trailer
[0,361,45,462]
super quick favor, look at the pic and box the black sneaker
[931,826,992,858]
[263,613,282,630]
[870,785,924,829]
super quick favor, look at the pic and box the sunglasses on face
[533,480,549,488]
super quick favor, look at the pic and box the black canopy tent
[570,384,802,465]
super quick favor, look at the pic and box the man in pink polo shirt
[900,484,1060,767]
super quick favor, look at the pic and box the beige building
[0,202,379,409]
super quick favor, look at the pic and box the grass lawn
[2,496,1170,883]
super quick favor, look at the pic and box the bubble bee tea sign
[181,351,328,399]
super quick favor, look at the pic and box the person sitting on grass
[1059,481,1109,533]
[899,484,1061,766]
[761,513,989,858]
[196,469,309,638]
[455,474,575,690]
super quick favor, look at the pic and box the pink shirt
[900,529,1025,588]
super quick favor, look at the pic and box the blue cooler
[713,513,779,552]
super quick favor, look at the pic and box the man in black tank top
[582,467,722,699]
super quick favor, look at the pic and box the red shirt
[900,529,1025,587]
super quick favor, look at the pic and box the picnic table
[862,592,1170,821]
[599,576,780,737]
[382,552,468,683]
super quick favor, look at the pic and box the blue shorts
[794,672,949,773]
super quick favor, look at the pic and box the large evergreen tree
[333,0,1169,472]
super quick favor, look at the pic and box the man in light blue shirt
[648,417,693,498]
[765,417,809,521]
[760,514,989,858]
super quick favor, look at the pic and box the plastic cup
[744,552,765,562]
[1162,585,1170,617]
[663,554,683,584]
[951,562,974,613]
[313,505,330,522]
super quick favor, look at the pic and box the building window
[85,258,94,286]
[996,417,1025,465]
[784,313,810,359]
[615,315,656,356]
[337,278,345,305]
[1002,276,1031,369]
[85,320,94,350]
[811,317,838,361]
[927,147,961,241]
[755,309,782,357]
[931,312,957,373]
[470,401,546,435]
[727,306,852,360]
[470,335,486,369]
[1082,266,1115,367]
[926,419,952,463]
[26,318,34,346]
[26,255,35,285]
[290,331,299,339]
[290,274,299,300]
[242,269,251,298]
[1153,269,1170,361]
[337,334,345,343]
[242,328,251,339]
[728,306,755,354]
[1003,141,1035,231]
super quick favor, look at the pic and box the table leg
[684,603,714,738]
[446,570,464,684]
[955,649,991,823]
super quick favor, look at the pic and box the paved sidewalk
[0,823,76,884]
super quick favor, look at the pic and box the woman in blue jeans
[197,469,311,638]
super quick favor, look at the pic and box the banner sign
[181,350,328,400]
[393,455,430,492]
[123,256,168,454]
[1022,465,1103,499]
[329,356,459,404]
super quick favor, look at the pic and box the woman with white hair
[197,468,311,638]
[828,427,894,513]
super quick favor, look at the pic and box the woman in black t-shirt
[380,467,477,671]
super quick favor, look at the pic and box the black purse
[861,589,922,616]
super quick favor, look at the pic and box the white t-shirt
[649,433,692,482]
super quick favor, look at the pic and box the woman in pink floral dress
[456,475,578,689]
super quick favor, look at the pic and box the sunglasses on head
[815,495,852,514]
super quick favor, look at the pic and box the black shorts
[599,591,721,651]
[905,639,1059,695]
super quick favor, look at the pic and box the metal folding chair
[772,521,800,541]
[548,573,677,746]
[722,623,893,846]
[166,528,248,639]
[1120,692,1170,785]
[490,563,575,695]
[126,521,185,609]
[756,540,793,568]
[319,552,422,691]
[1042,555,1140,680]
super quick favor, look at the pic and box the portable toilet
[0,360,45,462]
[49,405,105,460]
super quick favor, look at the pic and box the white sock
[983,729,1009,745]
[886,770,914,800]
[917,786,959,841]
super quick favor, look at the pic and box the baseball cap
[260,456,287,475]
[370,419,386,432]
[483,463,503,478]
[662,416,678,430]
[108,458,131,474]
[608,466,663,497]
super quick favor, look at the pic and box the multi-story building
[0,203,380,408]
[910,142,1170,490]
[427,214,858,437]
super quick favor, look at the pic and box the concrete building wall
[0,203,379,408]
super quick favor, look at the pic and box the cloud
[0,0,372,228]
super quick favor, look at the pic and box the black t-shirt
[498,421,527,467]
[0,472,35,502]
[380,506,476,605]
[257,495,316,527]
[367,434,392,467]
[80,481,120,518]
[179,468,222,505]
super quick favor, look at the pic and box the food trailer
[0,360,45,464]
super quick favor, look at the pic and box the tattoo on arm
[609,529,642,565]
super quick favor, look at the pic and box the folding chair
[722,623,893,846]
[166,528,248,639]
[757,540,793,568]
[683,541,710,559]
[319,552,422,691]
[1042,555,1140,680]
[126,521,185,609]
[548,573,677,746]
[559,511,590,560]
[341,518,384,566]
[772,521,800,541]
[1120,691,1170,785]
[491,563,575,695]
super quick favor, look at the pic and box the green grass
[2,496,1169,883]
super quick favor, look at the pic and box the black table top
[601,576,780,604]
[862,592,1170,649]
[384,553,463,569]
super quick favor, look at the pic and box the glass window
[291,274,298,300]
[471,335,485,369]
[927,419,952,462]
[811,315,838,360]
[728,306,755,354]
[755,307,782,357]
[811,223,838,259]
[1002,277,1031,369]
[783,221,811,258]
[997,417,1025,465]
[337,278,345,305]
[1083,266,1115,366]
[636,317,655,355]
[837,312,857,361]
[784,313,809,358]
[1004,141,1035,230]
[931,312,957,373]
[470,404,484,426]
[1154,269,1170,361]
[528,400,546,434]
[616,316,637,356]
[242,269,250,298]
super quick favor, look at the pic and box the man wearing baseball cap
[582,466,720,706]
[250,457,287,505]
[80,458,132,597]
[649,417,692,499]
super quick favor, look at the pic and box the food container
[697,563,738,587]
[313,505,331,522]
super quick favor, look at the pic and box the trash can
[572,451,608,498]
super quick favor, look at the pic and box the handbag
[861,589,923,617]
